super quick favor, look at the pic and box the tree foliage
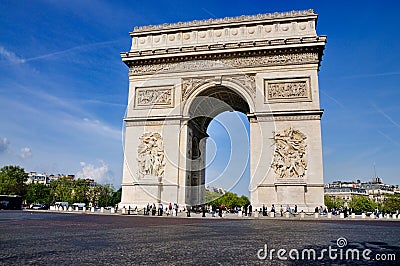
[382,194,400,213]
[208,192,250,207]
[349,195,377,212]
[324,195,346,210]
[0,165,28,197]
[26,183,51,205]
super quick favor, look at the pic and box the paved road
[0,210,399,265]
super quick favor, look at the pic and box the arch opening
[185,86,251,206]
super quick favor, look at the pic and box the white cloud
[77,160,115,185]
[0,137,10,153]
[0,46,26,64]
[19,147,32,159]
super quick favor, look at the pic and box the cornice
[131,9,316,34]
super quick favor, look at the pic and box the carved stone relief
[271,126,307,179]
[265,77,311,103]
[137,132,166,180]
[129,52,319,75]
[181,74,256,101]
[135,86,173,108]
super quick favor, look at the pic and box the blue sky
[1,1,399,195]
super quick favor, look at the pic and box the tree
[209,192,250,208]
[110,187,122,206]
[97,184,114,207]
[71,179,89,204]
[26,183,51,205]
[382,194,400,214]
[0,165,28,197]
[50,177,73,204]
[349,195,376,213]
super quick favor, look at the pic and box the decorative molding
[133,10,315,33]
[129,52,319,75]
[126,119,181,127]
[265,77,311,103]
[271,126,307,179]
[181,74,256,101]
[135,86,173,108]
[256,115,321,122]
[137,132,166,180]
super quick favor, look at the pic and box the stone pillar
[269,212,275,218]
[63,206,67,212]
[82,207,86,212]
[339,213,344,219]
[254,210,259,218]
[361,213,366,219]
[351,213,355,219]
[327,213,332,219]
[110,207,115,214]
[285,212,290,218]
[238,210,242,217]
[100,207,104,213]
[392,214,396,219]
[314,213,318,218]
[91,207,95,213]
[122,207,126,214]
[300,212,305,218]
[370,213,375,219]
[68,206,73,212]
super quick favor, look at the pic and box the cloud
[0,137,10,153]
[19,147,32,159]
[0,46,26,64]
[76,160,115,185]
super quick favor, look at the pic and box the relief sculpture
[271,126,307,179]
[137,132,166,180]
[136,87,172,107]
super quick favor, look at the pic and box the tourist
[271,204,275,213]
[262,204,267,216]
[168,203,172,214]
[294,205,298,214]
[280,205,283,216]
[248,205,252,217]
[211,205,216,217]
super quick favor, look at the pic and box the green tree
[71,179,89,204]
[0,165,28,197]
[110,187,122,206]
[97,184,115,207]
[26,183,51,205]
[209,192,250,208]
[50,177,73,204]
[324,195,334,210]
[382,194,400,214]
[349,195,377,212]
[204,190,220,204]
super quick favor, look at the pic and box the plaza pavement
[0,210,399,265]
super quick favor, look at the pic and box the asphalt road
[0,210,399,265]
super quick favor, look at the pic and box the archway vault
[120,10,326,212]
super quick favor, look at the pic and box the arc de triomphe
[120,10,326,212]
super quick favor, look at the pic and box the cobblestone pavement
[0,211,399,265]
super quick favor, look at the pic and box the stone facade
[120,10,326,212]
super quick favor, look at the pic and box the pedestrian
[212,205,216,217]
[248,205,252,217]
[271,204,275,213]
[294,205,297,214]
[262,204,267,216]
[280,205,283,216]
[244,205,248,216]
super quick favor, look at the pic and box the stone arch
[182,77,255,118]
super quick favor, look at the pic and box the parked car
[31,204,47,210]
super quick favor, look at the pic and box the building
[26,172,48,185]
[324,177,399,203]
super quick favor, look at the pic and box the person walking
[248,205,252,217]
